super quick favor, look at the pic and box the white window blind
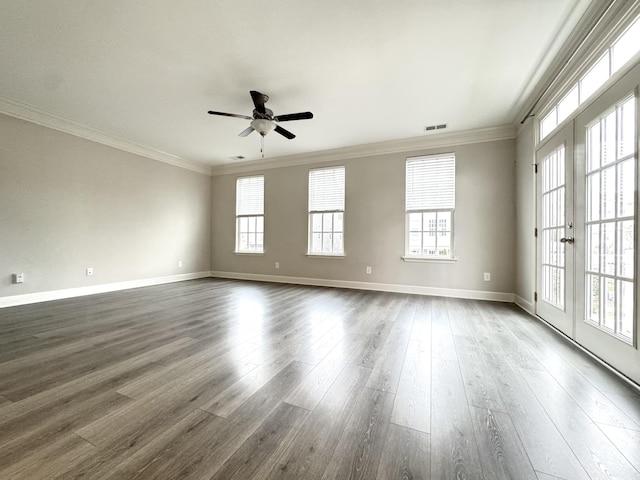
[236,176,264,215]
[309,166,345,212]
[406,155,455,211]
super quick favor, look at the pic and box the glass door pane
[541,146,566,310]
[584,96,636,342]
[536,123,574,337]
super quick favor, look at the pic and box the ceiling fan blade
[250,90,268,114]
[239,126,255,137]
[208,110,252,120]
[274,125,296,139]
[274,112,314,122]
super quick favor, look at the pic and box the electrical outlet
[13,273,24,284]
[275,262,280,269]
[86,267,94,276]
[484,272,491,281]
[177,260,183,268]
[366,266,372,274]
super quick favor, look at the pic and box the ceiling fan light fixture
[251,118,275,136]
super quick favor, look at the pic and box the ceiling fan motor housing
[251,118,276,136]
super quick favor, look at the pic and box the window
[308,166,345,255]
[580,52,610,102]
[612,15,640,73]
[539,13,640,142]
[405,154,455,259]
[236,176,264,253]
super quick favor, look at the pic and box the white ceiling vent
[425,124,448,132]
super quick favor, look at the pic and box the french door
[537,62,640,384]
[536,123,575,337]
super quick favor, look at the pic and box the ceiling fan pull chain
[261,135,265,159]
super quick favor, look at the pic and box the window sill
[306,253,345,259]
[234,251,264,256]
[402,256,457,263]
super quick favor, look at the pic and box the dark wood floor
[1,279,639,479]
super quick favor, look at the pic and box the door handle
[560,237,574,244]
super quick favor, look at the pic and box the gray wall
[212,138,517,295]
[0,113,211,297]
[514,120,536,310]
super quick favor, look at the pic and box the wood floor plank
[208,403,310,480]
[602,391,640,427]
[431,296,458,361]
[320,387,395,480]
[409,296,432,343]
[390,339,431,433]
[469,406,537,480]
[265,365,371,480]
[179,360,315,480]
[75,358,257,446]
[539,355,640,430]
[100,408,228,480]
[598,424,640,472]
[345,321,394,369]
[521,368,640,479]
[285,340,348,410]
[365,323,411,393]
[0,433,94,480]
[375,423,430,480]
[200,362,287,418]
[0,335,65,364]
[482,353,590,480]
[296,326,346,365]
[456,347,507,412]
[0,337,195,421]
[1,330,202,401]
[430,357,484,480]
[115,345,256,400]
[70,361,312,479]
[0,391,130,469]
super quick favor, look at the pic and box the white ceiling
[0,0,594,168]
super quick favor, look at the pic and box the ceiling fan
[207,90,313,140]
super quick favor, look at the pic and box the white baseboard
[0,271,211,308]
[210,271,515,302]
[514,295,535,314]
[0,270,516,308]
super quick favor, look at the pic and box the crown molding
[0,95,213,176]
[210,124,516,176]
[0,94,516,178]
